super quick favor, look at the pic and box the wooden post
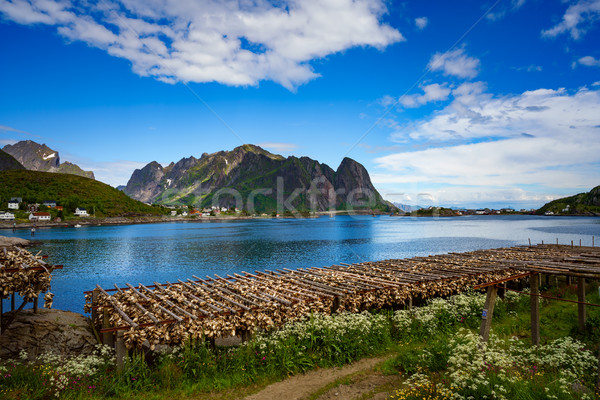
[531,273,540,346]
[0,297,3,334]
[593,236,595,247]
[332,296,341,313]
[578,277,586,331]
[479,285,498,343]
[11,293,15,311]
[407,295,413,310]
[102,309,114,347]
[567,275,572,286]
[116,331,126,371]
[91,289,99,325]
[33,294,38,313]
[528,238,531,247]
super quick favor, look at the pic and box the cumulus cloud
[375,86,600,190]
[415,17,428,30]
[0,0,403,90]
[578,55,600,67]
[399,83,451,108]
[542,0,600,40]
[428,48,480,79]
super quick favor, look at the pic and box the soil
[243,354,399,400]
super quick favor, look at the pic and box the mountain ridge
[124,144,395,213]
[0,149,25,171]
[2,140,95,179]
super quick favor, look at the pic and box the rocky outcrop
[124,144,395,213]
[0,309,97,361]
[0,236,30,247]
[0,149,25,171]
[2,140,95,179]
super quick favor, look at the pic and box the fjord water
[6,215,600,313]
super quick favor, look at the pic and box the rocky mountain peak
[2,140,95,179]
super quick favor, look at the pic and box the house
[10,197,22,203]
[55,206,64,211]
[43,200,57,208]
[0,212,15,220]
[30,212,51,221]
[170,210,177,216]
[7,200,19,210]
[202,212,211,217]
[475,209,487,215]
[181,211,188,216]
[75,208,89,216]
[221,207,228,212]
[27,204,39,213]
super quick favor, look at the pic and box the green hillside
[537,185,600,215]
[0,170,166,217]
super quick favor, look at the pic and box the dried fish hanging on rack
[0,246,61,308]
[86,244,600,350]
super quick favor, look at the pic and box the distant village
[0,197,89,222]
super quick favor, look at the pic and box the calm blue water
[2,215,599,313]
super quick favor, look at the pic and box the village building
[0,212,15,220]
[75,208,89,216]
[29,212,51,221]
[43,200,57,208]
[7,200,19,210]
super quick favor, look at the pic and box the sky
[0,0,599,209]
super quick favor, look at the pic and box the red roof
[33,212,51,217]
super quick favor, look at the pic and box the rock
[0,236,30,247]
[0,309,97,361]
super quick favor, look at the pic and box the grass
[1,281,600,399]
[0,170,166,217]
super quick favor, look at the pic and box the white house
[181,211,188,216]
[75,208,89,216]
[170,210,177,216]
[7,200,19,210]
[0,212,15,220]
[43,200,57,208]
[29,212,51,221]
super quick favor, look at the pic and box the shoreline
[1,211,597,231]
[0,210,388,230]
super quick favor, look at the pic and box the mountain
[0,149,25,171]
[124,144,395,213]
[537,185,600,215]
[2,140,95,179]
[393,203,422,213]
[0,170,163,217]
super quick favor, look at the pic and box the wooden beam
[479,285,498,343]
[578,277,586,330]
[531,273,540,346]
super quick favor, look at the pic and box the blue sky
[1,0,599,209]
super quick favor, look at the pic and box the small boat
[74,224,82,228]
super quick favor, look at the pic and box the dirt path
[244,354,398,400]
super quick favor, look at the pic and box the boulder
[0,236,30,247]
[0,309,97,361]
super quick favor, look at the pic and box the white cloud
[375,86,600,191]
[428,48,480,79]
[378,185,558,208]
[486,0,527,21]
[542,0,600,40]
[257,142,298,153]
[75,159,149,187]
[578,55,600,67]
[0,0,403,90]
[415,17,428,30]
[399,83,451,108]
